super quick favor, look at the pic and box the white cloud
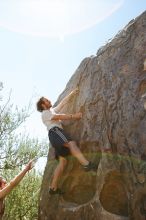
[0,0,124,37]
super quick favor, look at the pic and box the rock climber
[36,88,97,195]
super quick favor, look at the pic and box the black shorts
[48,126,72,160]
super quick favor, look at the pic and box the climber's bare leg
[64,141,89,166]
[50,156,67,190]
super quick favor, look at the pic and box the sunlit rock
[39,11,146,220]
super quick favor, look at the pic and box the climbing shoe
[49,188,65,195]
[83,161,98,172]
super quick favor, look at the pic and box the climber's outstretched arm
[0,160,33,199]
[51,112,82,121]
[54,88,79,113]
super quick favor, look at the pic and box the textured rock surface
[39,11,146,220]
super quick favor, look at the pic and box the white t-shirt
[41,108,63,131]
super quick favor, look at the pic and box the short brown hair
[36,97,45,112]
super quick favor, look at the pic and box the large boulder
[38,11,146,220]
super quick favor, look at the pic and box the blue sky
[0,0,146,139]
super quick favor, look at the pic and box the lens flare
[0,0,124,37]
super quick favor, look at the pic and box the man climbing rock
[36,88,97,195]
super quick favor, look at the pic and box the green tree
[0,83,47,219]
[3,169,42,220]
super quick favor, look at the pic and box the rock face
[39,11,146,220]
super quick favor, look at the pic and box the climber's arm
[51,112,82,121]
[0,161,33,199]
[54,88,79,113]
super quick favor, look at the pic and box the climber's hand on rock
[73,112,82,120]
